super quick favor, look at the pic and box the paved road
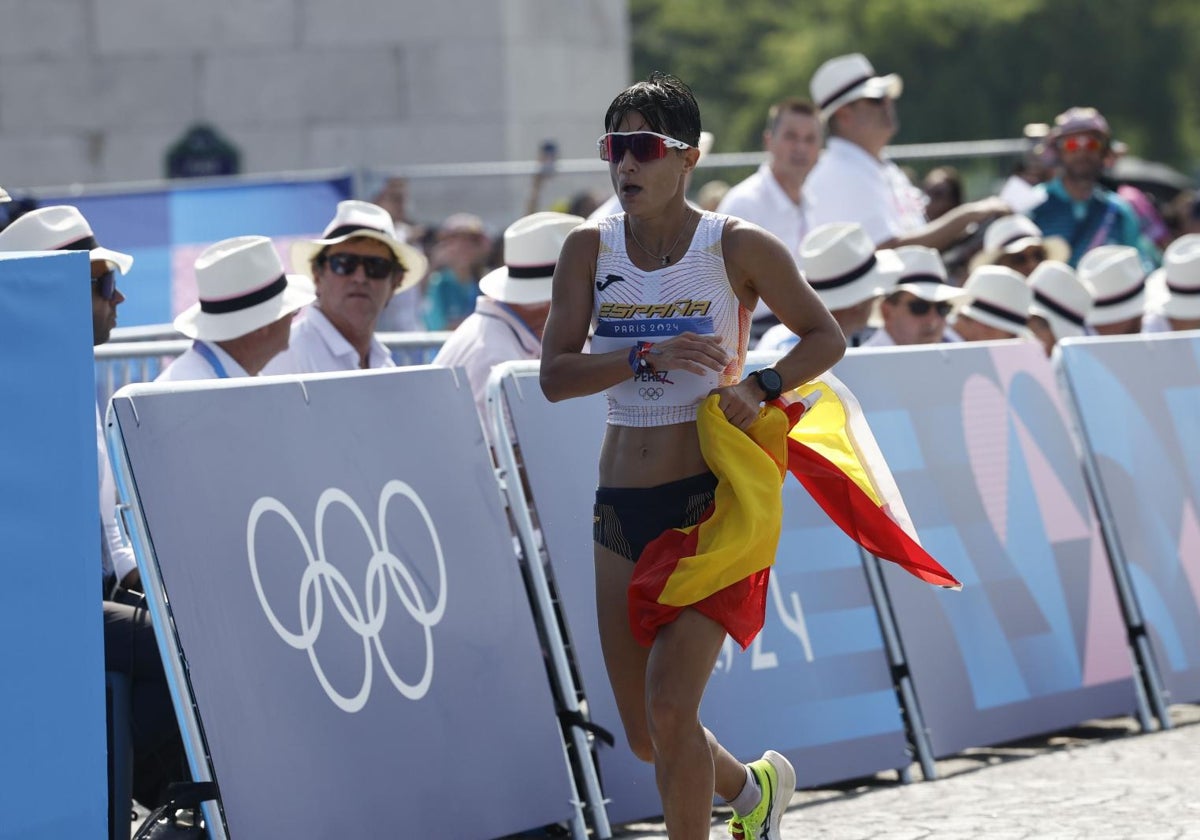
[614,706,1200,839]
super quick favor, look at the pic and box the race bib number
[592,316,719,407]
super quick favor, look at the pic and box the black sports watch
[748,367,784,402]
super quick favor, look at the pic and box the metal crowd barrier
[94,330,451,405]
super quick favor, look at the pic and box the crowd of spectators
[4,48,1200,832]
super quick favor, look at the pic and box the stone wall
[0,0,629,227]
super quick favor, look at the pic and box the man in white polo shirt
[862,246,966,346]
[806,53,1006,249]
[262,200,428,374]
[718,98,822,337]
[157,236,313,381]
[434,211,581,439]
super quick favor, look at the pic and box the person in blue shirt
[1030,107,1158,271]
[422,212,490,330]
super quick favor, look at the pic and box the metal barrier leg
[1056,359,1173,732]
[860,551,938,782]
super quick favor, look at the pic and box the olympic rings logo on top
[639,387,665,401]
[246,480,447,713]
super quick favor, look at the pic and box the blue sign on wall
[45,174,352,327]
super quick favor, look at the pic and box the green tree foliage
[632,0,1200,172]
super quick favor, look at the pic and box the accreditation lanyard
[192,340,230,379]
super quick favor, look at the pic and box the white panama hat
[800,222,903,310]
[892,246,967,303]
[1153,234,1200,320]
[174,236,315,342]
[0,205,133,274]
[971,215,1069,271]
[810,53,903,121]
[1078,245,1146,326]
[1028,260,1092,340]
[479,211,582,304]
[290,200,428,295]
[957,265,1034,339]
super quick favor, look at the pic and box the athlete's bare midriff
[598,420,708,487]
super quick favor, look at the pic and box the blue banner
[45,174,352,327]
[1057,333,1200,704]
[0,252,107,839]
[109,368,576,839]
[839,342,1139,756]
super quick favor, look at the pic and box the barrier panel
[0,252,107,839]
[1057,332,1200,706]
[107,367,581,839]
[838,342,1144,757]
[492,362,912,826]
[45,172,352,327]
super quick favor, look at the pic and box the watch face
[759,368,783,395]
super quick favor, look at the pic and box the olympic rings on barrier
[638,387,664,401]
[246,480,447,713]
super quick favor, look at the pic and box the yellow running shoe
[727,750,796,839]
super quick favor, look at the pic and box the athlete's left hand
[710,379,765,431]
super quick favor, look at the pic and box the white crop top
[591,211,751,426]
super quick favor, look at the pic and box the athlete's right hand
[647,332,729,376]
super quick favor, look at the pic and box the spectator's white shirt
[860,326,895,347]
[1141,311,1169,333]
[432,296,541,429]
[261,306,395,374]
[718,163,815,320]
[861,326,961,347]
[97,406,136,584]
[717,163,814,261]
[806,137,927,245]
[755,322,801,352]
[156,341,250,381]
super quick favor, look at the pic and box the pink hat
[1053,106,1111,140]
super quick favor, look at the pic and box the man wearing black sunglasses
[862,246,966,346]
[263,200,428,374]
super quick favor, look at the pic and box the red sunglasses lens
[601,134,667,163]
[1063,136,1102,153]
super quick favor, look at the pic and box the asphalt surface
[614,705,1200,840]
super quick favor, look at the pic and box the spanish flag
[628,378,959,650]
[782,376,961,592]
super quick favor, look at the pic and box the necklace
[628,210,693,266]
